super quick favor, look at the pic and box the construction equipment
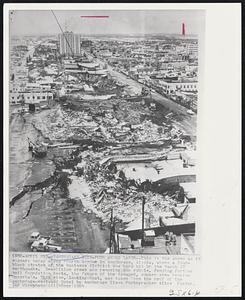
[28,231,55,244]
[31,238,62,252]
[28,138,47,158]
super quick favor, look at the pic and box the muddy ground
[10,188,110,253]
[9,108,110,253]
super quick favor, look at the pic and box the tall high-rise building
[58,31,81,56]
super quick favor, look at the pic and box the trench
[9,142,87,208]
[22,201,34,219]
[10,174,56,207]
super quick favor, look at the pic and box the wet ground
[9,110,55,199]
[9,108,110,253]
[9,188,110,252]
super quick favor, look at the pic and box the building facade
[58,32,81,57]
[160,79,198,94]
[186,43,198,56]
[10,92,53,105]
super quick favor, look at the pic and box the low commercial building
[160,78,198,94]
[78,62,100,71]
[186,43,198,56]
[10,92,53,107]
[25,82,52,92]
[9,83,25,93]
[23,92,53,104]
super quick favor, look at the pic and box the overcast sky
[10,10,205,36]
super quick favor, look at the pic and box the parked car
[28,231,41,244]
[31,238,62,252]
[187,109,194,115]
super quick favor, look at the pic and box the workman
[171,234,177,245]
[41,187,46,196]
[169,231,173,246]
[165,231,170,246]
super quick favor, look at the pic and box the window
[37,96,40,100]
[12,96,14,99]
[42,96,46,99]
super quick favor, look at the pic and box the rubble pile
[32,98,180,146]
[69,151,179,226]
[29,90,195,233]
[129,120,165,143]
[95,189,177,226]
[113,100,147,125]
[32,107,103,142]
[93,77,122,95]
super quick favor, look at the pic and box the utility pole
[21,94,25,115]
[141,196,145,247]
[109,208,114,253]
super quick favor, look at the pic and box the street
[93,55,197,136]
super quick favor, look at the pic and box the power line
[51,10,74,56]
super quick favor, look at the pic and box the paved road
[20,46,35,67]
[92,55,196,136]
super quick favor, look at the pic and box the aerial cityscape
[9,10,201,254]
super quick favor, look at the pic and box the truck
[28,231,55,245]
[30,238,62,252]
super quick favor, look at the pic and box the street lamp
[109,207,115,253]
[141,195,146,247]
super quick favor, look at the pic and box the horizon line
[11,32,198,37]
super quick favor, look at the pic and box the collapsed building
[10,36,197,254]
[29,81,196,254]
